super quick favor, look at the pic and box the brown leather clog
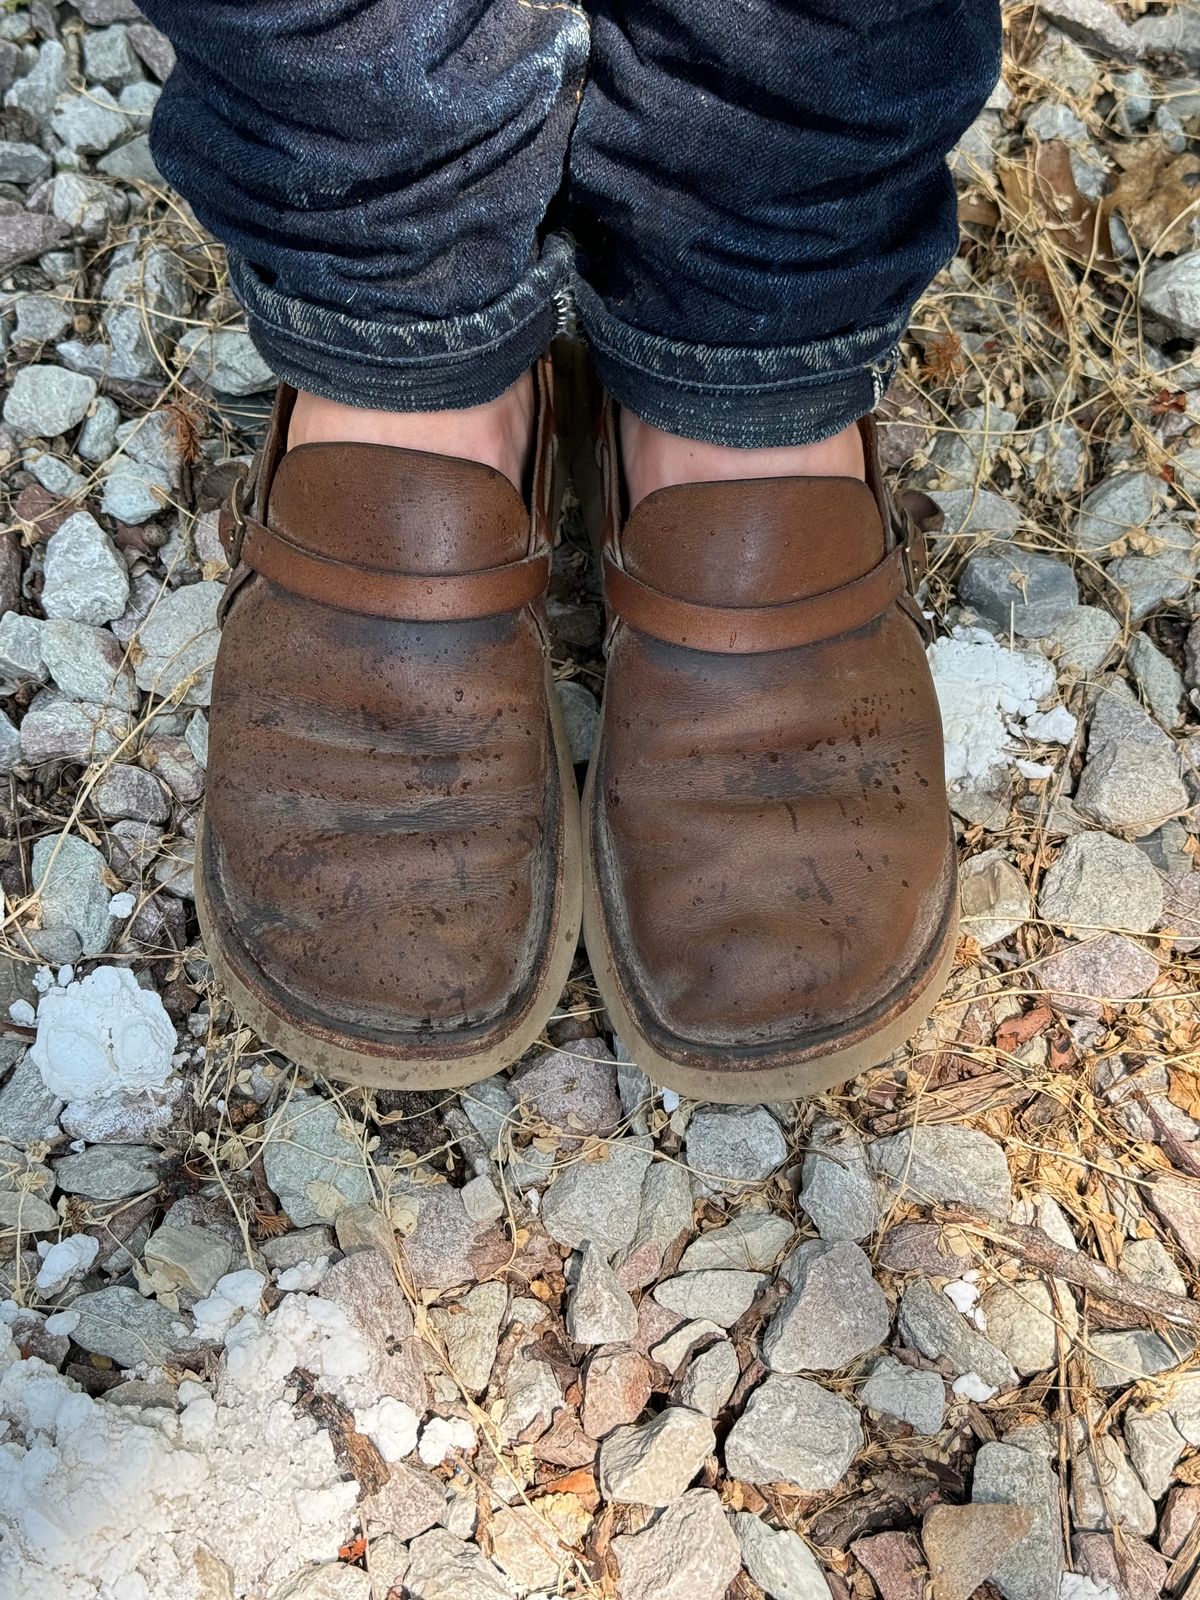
[197,360,581,1088]
[581,402,957,1102]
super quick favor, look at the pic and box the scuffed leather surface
[593,455,956,1058]
[205,434,559,1046]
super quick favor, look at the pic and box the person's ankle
[619,409,866,512]
[287,371,535,494]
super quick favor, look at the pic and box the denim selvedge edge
[573,275,906,447]
[228,236,573,414]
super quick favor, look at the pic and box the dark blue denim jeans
[141,0,999,446]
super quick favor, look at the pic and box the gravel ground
[2,4,1200,1599]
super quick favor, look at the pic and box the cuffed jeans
[140,0,999,446]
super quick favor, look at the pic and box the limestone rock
[31,833,114,957]
[971,1441,1066,1600]
[959,544,1078,637]
[1121,1237,1186,1296]
[1124,1405,1185,1499]
[29,966,174,1103]
[615,1157,695,1290]
[0,1190,58,1232]
[1071,1532,1168,1600]
[399,1183,507,1291]
[144,1221,233,1299]
[654,1269,768,1330]
[1038,832,1164,935]
[798,1117,881,1242]
[851,1531,926,1600]
[5,39,68,120]
[488,1496,590,1591]
[679,1341,741,1418]
[731,1512,832,1600]
[540,1137,653,1254]
[762,1240,890,1373]
[0,1056,63,1145]
[4,366,97,438]
[929,405,1016,486]
[262,1092,373,1228]
[1086,1327,1183,1388]
[676,1210,792,1272]
[1141,249,1200,339]
[1050,606,1120,676]
[55,1143,160,1200]
[598,1406,715,1506]
[724,1375,863,1491]
[922,1502,1034,1600]
[507,1036,621,1140]
[1072,472,1164,552]
[319,1250,426,1415]
[555,678,599,763]
[41,512,129,625]
[897,1280,1017,1393]
[611,1489,741,1600]
[100,244,190,381]
[400,1528,511,1600]
[51,88,126,154]
[868,1124,1012,1215]
[860,1354,946,1434]
[582,1347,652,1440]
[1071,1435,1156,1534]
[178,328,275,396]
[684,1104,787,1194]
[70,1284,210,1367]
[959,848,1030,947]
[1074,741,1189,838]
[978,1280,1074,1375]
[133,581,222,706]
[1128,632,1184,726]
[1033,934,1160,1020]
[567,1241,638,1345]
[650,1319,725,1374]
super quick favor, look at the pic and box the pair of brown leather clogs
[196,351,957,1102]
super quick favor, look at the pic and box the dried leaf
[999,142,1117,271]
[1149,388,1189,416]
[1168,1068,1200,1122]
[1110,138,1200,256]
[995,1004,1055,1054]
[537,1469,600,1508]
[959,193,1002,228]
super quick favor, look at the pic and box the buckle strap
[603,523,928,656]
[218,504,550,623]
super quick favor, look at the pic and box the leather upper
[203,376,566,1052]
[590,417,957,1061]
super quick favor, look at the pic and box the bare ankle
[287,371,535,493]
[620,410,866,512]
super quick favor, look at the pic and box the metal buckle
[899,521,918,595]
[893,496,934,641]
[221,470,249,568]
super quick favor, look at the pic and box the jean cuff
[228,233,574,411]
[572,277,905,447]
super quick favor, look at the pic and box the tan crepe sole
[581,755,959,1104]
[196,663,583,1091]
